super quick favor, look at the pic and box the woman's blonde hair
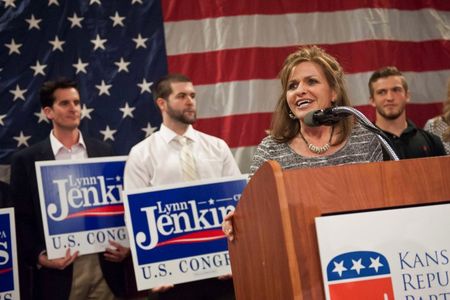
[270,45,353,144]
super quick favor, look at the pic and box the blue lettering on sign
[40,160,126,235]
[48,175,122,221]
[128,179,247,265]
[0,213,14,293]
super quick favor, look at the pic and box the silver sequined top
[250,123,383,175]
[424,116,450,155]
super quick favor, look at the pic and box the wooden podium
[228,156,450,300]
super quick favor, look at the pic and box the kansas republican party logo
[327,251,394,299]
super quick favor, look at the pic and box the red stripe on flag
[358,103,444,128]
[168,40,450,85]
[194,103,443,148]
[194,113,272,148]
[162,0,450,22]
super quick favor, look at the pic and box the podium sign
[0,208,20,300]
[36,156,129,259]
[316,203,450,300]
[124,176,248,291]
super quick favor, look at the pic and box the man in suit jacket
[10,78,128,300]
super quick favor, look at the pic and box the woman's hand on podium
[222,211,235,241]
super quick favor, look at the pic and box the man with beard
[369,66,446,159]
[124,73,240,299]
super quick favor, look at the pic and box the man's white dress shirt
[124,124,241,190]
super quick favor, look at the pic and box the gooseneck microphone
[303,106,399,160]
[303,107,352,127]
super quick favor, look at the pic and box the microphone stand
[331,106,400,161]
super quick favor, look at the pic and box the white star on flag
[49,36,65,52]
[48,0,59,6]
[132,34,148,49]
[110,11,125,27]
[67,12,84,28]
[25,14,42,30]
[5,39,22,55]
[80,104,94,120]
[72,58,89,74]
[119,102,135,119]
[100,125,117,141]
[0,0,168,168]
[34,109,50,124]
[30,60,47,76]
[114,57,130,72]
[332,260,347,277]
[96,80,112,96]
[141,122,157,137]
[13,131,31,147]
[91,34,107,51]
[10,84,27,101]
[0,114,6,126]
[350,259,365,274]
[137,78,152,94]
[369,256,384,273]
[3,0,16,8]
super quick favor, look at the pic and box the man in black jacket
[10,78,128,300]
[0,181,10,208]
[369,66,446,159]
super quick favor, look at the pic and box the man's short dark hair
[368,66,408,98]
[40,78,78,108]
[151,74,192,105]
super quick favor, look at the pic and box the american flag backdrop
[1,0,450,183]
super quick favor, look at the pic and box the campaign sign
[0,208,20,300]
[36,156,129,259]
[315,203,450,300]
[123,175,248,290]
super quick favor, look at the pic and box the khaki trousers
[68,254,118,300]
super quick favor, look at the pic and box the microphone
[303,107,352,127]
[302,106,399,160]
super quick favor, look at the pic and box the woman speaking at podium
[223,45,383,239]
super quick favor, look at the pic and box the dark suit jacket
[10,137,126,300]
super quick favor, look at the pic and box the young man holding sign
[124,74,241,299]
[11,78,128,300]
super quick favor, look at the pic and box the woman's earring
[288,111,297,120]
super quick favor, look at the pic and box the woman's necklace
[298,126,335,154]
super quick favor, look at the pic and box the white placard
[0,207,20,300]
[124,175,248,290]
[316,203,450,300]
[36,156,129,259]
